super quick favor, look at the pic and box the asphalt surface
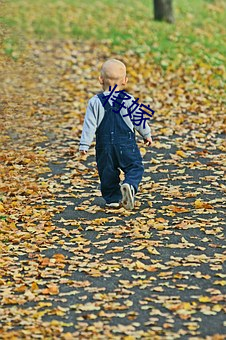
[1,40,225,339]
[30,127,225,339]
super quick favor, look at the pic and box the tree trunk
[153,0,174,23]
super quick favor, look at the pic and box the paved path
[0,41,225,339]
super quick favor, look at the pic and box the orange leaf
[53,253,66,262]
[14,285,27,293]
[31,282,39,292]
[194,199,213,209]
[48,284,59,295]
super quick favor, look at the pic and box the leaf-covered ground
[0,38,225,339]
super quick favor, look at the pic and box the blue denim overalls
[95,92,144,204]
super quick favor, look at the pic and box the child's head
[99,59,128,91]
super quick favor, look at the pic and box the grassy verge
[1,0,225,66]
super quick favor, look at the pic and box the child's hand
[144,137,152,146]
[80,150,87,155]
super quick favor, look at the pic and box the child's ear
[122,76,128,85]
[99,76,104,85]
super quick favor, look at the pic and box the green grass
[1,0,225,65]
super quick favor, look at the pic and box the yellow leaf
[147,246,160,255]
[135,260,147,269]
[62,333,74,340]
[151,158,160,164]
[37,302,52,308]
[135,260,157,272]
[198,296,211,303]
[176,150,186,158]
[214,280,226,286]
[0,203,5,212]
[187,323,199,331]
[9,222,16,228]
[91,218,108,225]
[140,147,146,156]
[212,304,223,312]
[105,247,124,254]
[155,224,167,230]
[33,310,51,319]
[70,236,85,243]
[182,302,193,310]
[153,286,164,292]
[194,199,213,209]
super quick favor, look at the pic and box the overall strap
[97,92,125,112]
[96,91,134,144]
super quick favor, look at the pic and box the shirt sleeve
[79,98,98,151]
[128,95,152,140]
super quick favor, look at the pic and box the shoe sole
[105,203,120,208]
[120,183,134,210]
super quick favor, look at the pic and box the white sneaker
[105,202,121,208]
[120,183,135,210]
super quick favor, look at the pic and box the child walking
[79,59,152,210]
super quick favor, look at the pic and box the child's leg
[96,146,122,203]
[117,143,144,193]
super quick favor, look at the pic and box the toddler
[79,59,152,209]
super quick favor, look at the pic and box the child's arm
[79,98,98,153]
[125,94,153,146]
[131,105,153,146]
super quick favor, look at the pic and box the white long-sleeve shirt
[79,90,152,151]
